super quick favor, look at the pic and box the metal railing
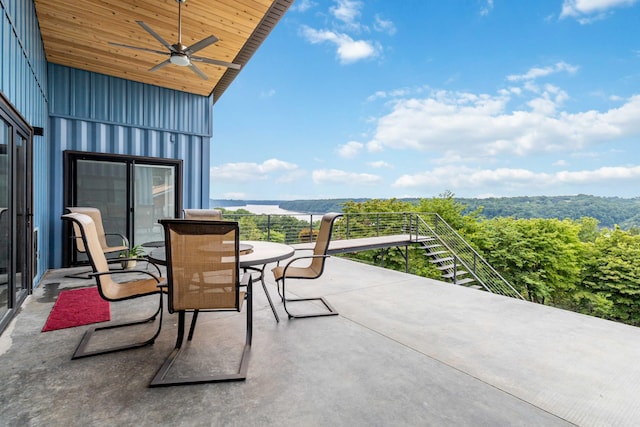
[416,213,524,299]
[223,212,424,244]
[221,211,523,299]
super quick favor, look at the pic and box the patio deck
[2,257,640,426]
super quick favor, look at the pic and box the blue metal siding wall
[48,64,213,267]
[49,65,211,135]
[0,0,49,285]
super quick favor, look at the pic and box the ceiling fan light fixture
[170,53,191,67]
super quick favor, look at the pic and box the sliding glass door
[64,151,182,266]
[0,119,8,323]
[0,94,32,333]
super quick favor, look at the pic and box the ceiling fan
[109,0,241,80]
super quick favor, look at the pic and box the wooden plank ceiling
[34,0,287,98]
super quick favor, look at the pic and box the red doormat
[42,287,111,332]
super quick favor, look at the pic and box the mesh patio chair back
[66,207,128,254]
[163,219,241,312]
[183,208,223,221]
[308,212,341,277]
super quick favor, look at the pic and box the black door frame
[63,150,183,267]
[0,91,33,334]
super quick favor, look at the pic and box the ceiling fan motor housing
[170,52,191,66]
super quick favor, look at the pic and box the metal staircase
[415,213,524,300]
[420,237,477,287]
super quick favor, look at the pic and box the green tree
[577,227,640,325]
[472,217,582,305]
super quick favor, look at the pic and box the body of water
[221,204,301,215]
[220,204,318,221]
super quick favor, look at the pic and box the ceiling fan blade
[188,63,209,80]
[108,42,169,56]
[149,59,172,72]
[186,35,219,55]
[191,56,242,70]
[136,21,175,52]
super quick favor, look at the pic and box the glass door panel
[134,164,175,246]
[15,134,29,302]
[74,160,128,262]
[0,119,9,320]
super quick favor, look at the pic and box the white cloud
[330,0,362,26]
[337,141,364,158]
[560,0,637,23]
[393,165,640,191]
[313,169,382,185]
[374,15,396,35]
[211,159,299,183]
[480,0,494,16]
[366,86,428,102]
[300,1,390,64]
[300,26,380,63]
[364,74,640,159]
[368,160,392,168]
[291,0,317,13]
[507,62,579,82]
[260,89,276,98]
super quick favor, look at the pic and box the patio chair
[60,212,165,359]
[150,219,252,387]
[271,212,342,319]
[65,207,130,278]
[183,208,223,220]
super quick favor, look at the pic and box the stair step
[426,250,448,257]
[436,264,455,270]
[431,257,454,264]
[422,244,443,249]
[453,278,476,286]
[441,271,468,279]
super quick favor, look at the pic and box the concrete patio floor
[2,257,640,426]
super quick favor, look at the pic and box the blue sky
[210,0,640,201]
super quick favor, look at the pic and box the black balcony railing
[221,211,523,299]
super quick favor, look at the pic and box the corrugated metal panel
[48,116,211,267]
[49,64,212,136]
[1,0,49,284]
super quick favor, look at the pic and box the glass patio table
[147,240,294,322]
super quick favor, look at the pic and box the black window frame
[63,150,183,267]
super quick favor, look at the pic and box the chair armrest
[240,271,252,288]
[110,256,163,276]
[104,232,130,248]
[91,268,162,283]
[281,254,330,276]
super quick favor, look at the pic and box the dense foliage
[458,194,640,229]
[218,195,640,327]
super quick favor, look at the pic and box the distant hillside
[458,195,640,229]
[212,195,640,229]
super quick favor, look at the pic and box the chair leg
[72,292,163,359]
[244,266,279,322]
[149,280,253,387]
[280,277,339,319]
[187,310,199,341]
